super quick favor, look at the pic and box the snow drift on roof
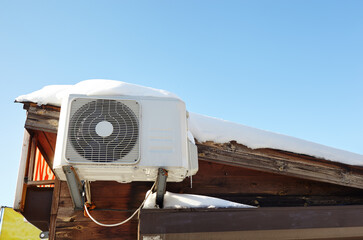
[143,191,255,209]
[189,113,363,166]
[15,79,363,166]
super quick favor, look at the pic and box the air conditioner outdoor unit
[53,94,198,183]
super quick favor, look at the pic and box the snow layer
[15,79,363,166]
[143,191,255,209]
[15,79,180,106]
[189,113,363,165]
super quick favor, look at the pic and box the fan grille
[66,98,139,163]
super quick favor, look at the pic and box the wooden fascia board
[197,141,363,189]
[140,206,363,239]
[23,103,60,133]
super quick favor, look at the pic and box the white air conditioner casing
[53,94,198,183]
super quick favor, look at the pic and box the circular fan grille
[68,99,139,162]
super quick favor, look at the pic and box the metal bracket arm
[155,168,168,208]
[63,166,84,210]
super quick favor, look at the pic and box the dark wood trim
[140,206,363,238]
[141,227,363,240]
[27,180,56,186]
[197,141,363,189]
[49,178,61,240]
[27,137,37,182]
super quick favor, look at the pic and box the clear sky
[1,1,362,207]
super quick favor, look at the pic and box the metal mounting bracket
[155,168,168,208]
[63,166,84,210]
[39,231,49,239]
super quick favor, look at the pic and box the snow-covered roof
[189,113,363,166]
[16,79,363,166]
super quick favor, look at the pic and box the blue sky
[0,1,362,207]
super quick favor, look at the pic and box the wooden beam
[140,206,363,239]
[27,180,56,186]
[141,227,363,240]
[27,137,37,182]
[23,103,60,133]
[197,141,363,189]
[166,161,363,207]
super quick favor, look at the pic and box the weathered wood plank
[217,194,363,207]
[36,131,57,169]
[140,227,363,240]
[168,161,363,197]
[24,103,60,133]
[140,205,363,234]
[14,129,31,210]
[27,137,37,182]
[166,161,363,207]
[197,141,363,189]
[55,219,139,240]
[49,179,60,240]
[56,181,147,239]
[27,180,55,186]
[22,102,61,113]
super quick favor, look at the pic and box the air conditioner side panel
[53,95,73,181]
[139,99,188,170]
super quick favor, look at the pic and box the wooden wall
[168,161,363,207]
[51,161,363,239]
[53,181,150,239]
[140,206,363,240]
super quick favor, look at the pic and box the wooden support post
[49,178,60,240]
[27,137,37,183]
[14,129,31,210]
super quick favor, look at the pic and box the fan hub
[95,120,114,137]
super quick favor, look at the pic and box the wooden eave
[19,102,363,190]
[21,102,60,134]
[197,141,363,189]
[18,102,59,169]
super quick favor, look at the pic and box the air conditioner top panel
[64,94,185,103]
